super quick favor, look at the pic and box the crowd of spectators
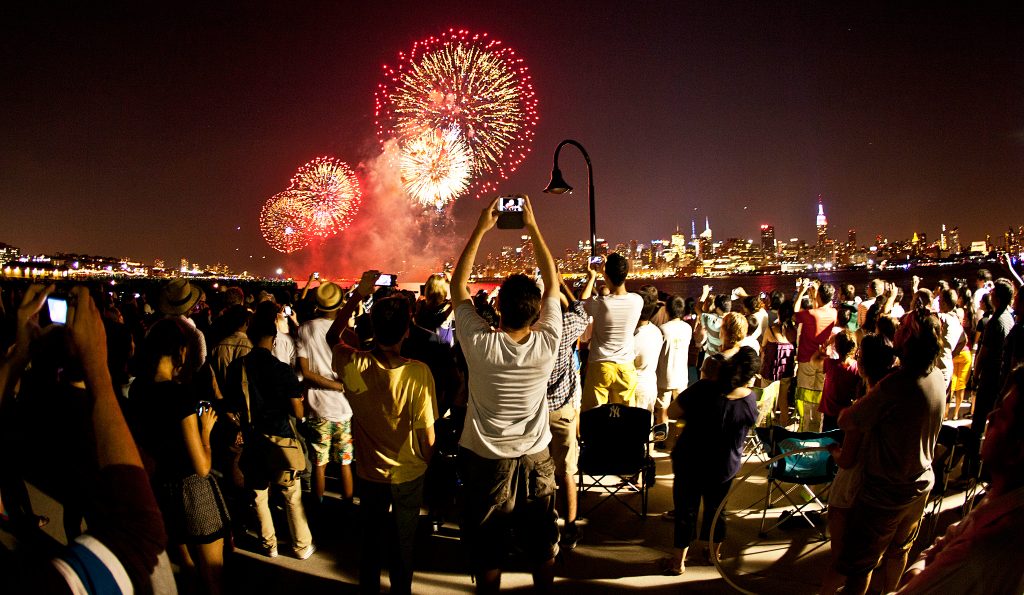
[1,207,1023,593]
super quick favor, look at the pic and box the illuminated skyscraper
[948,227,961,253]
[760,224,776,253]
[816,195,828,245]
[699,217,713,257]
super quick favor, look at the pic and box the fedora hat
[159,278,202,316]
[315,282,344,312]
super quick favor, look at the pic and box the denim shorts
[458,447,560,571]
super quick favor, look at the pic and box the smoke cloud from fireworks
[289,140,459,283]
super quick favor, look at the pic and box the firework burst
[288,156,362,238]
[259,190,315,254]
[376,28,538,199]
[400,126,472,210]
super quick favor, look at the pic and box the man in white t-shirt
[656,295,692,424]
[858,279,884,328]
[971,268,994,311]
[581,252,644,410]
[297,282,354,505]
[451,195,562,592]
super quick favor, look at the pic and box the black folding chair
[919,420,970,541]
[577,404,657,518]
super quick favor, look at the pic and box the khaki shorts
[548,403,579,478]
[837,493,928,577]
[582,361,638,410]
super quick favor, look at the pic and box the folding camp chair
[577,404,657,518]
[756,426,841,540]
[744,380,781,463]
[920,420,969,543]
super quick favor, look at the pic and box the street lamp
[543,139,596,256]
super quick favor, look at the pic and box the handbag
[241,363,308,486]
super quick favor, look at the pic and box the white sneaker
[265,545,278,558]
[295,544,316,560]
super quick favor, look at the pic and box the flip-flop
[658,556,684,576]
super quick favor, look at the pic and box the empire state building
[816,195,828,246]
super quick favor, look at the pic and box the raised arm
[452,197,499,305]
[522,195,558,300]
[1003,253,1023,287]
[67,286,145,469]
[299,272,317,301]
[326,270,378,347]
[579,265,598,301]
[695,284,711,317]
[0,285,53,407]
[794,279,810,313]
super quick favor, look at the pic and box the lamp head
[543,167,573,194]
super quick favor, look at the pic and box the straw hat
[315,282,344,312]
[159,278,203,316]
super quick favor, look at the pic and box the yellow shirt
[334,347,438,484]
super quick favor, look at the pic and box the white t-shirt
[456,296,562,459]
[272,332,296,369]
[297,317,351,421]
[583,293,644,363]
[633,323,664,411]
[657,319,692,393]
[749,309,769,342]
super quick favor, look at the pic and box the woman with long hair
[761,299,797,426]
[414,273,455,345]
[127,317,229,595]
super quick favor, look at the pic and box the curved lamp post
[543,139,596,256]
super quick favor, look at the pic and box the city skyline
[2,4,1022,276]
[3,193,1020,280]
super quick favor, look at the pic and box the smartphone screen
[496,196,525,229]
[47,297,67,325]
[375,273,395,285]
[498,196,524,212]
[283,305,292,316]
[589,256,603,265]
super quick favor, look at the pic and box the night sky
[2,2,1022,277]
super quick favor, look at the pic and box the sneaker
[661,509,675,522]
[295,544,316,560]
[561,522,582,550]
[264,545,279,558]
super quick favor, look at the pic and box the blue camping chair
[755,426,841,540]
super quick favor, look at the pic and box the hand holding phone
[47,296,68,325]
[375,273,397,286]
[496,195,525,229]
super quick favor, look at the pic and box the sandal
[657,556,684,576]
